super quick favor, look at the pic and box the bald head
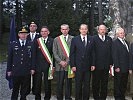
[98,25,107,35]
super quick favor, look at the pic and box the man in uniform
[31,26,54,100]
[53,24,73,100]
[27,22,40,42]
[27,22,40,94]
[6,28,32,100]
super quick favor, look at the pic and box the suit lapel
[78,35,86,49]
[117,39,128,51]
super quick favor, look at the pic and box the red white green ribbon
[37,37,53,80]
[58,35,74,78]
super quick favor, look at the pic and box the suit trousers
[114,72,128,100]
[75,70,91,100]
[11,75,30,100]
[56,71,72,100]
[129,73,133,95]
[92,69,109,100]
[33,70,51,100]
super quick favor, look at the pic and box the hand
[115,68,120,72]
[7,71,12,76]
[59,61,67,67]
[129,70,132,74]
[72,67,76,72]
[91,66,95,71]
[31,70,35,75]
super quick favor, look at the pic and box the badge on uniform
[27,46,31,48]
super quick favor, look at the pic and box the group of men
[6,22,133,100]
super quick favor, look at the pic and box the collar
[98,34,105,40]
[42,36,48,43]
[62,34,69,41]
[118,37,125,43]
[80,34,87,41]
[19,39,26,45]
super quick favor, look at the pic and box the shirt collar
[42,36,48,43]
[80,34,87,41]
[19,39,26,45]
[118,37,125,43]
[62,34,69,41]
[98,34,105,40]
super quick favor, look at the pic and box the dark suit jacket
[7,40,32,76]
[70,35,94,72]
[27,33,40,42]
[112,38,130,73]
[32,37,54,72]
[93,35,113,70]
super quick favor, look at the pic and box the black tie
[21,41,24,48]
[64,36,66,41]
[44,40,46,44]
[83,37,86,47]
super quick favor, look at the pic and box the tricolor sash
[58,35,75,78]
[37,37,53,80]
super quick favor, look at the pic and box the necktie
[44,40,46,44]
[122,39,129,51]
[31,34,34,41]
[83,37,86,47]
[64,36,66,41]
[102,35,104,41]
[21,41,24,47]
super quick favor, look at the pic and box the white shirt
[118,37,129,52]
[98,34,105,41]
[42,37,48,43]
[30,32,37,40]
[19,39,26,46]
[80,34,87,46]
[63,34,68,41]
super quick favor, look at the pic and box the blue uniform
[7,40,32,100]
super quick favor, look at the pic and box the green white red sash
[37,37,53,80]
[58,35,74,78]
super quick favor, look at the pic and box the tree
[0,0,4,44]
[98,0,103,24]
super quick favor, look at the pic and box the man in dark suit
[7,28,32,100]
[27,22,40,42]
[92,24,113,100]
[31,26,54,100]
[112,27,132,100]
[70,24,95,100]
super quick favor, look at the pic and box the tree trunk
[98,0,103,24]
[89,0,95,35]
[16,0,22,32]
[0,0,3,44]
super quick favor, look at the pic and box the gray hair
[61,24,69,29]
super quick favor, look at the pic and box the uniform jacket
[7,40,32,76]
